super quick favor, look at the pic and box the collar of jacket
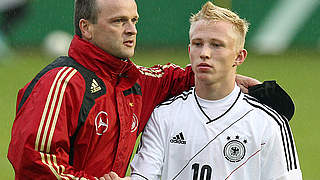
[68,35,140,88]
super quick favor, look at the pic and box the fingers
[98,174,111,180]
[235,74,261,94]
[98,172,129,180]
[238,84,248,94]
[109,171,119,179]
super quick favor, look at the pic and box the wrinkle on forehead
[97,0,138,18]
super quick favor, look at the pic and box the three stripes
[34,67,84,180]
[243,95,298,171]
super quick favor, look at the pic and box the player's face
[189,20,243,85]
[87,0,139,58]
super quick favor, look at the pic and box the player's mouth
[197,63,212,71]
[123,40,135,47]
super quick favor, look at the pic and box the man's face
[189,20,240,85]
[88,0,139,58]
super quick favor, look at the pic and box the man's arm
[248,80,295,120]
[235,74,261,93]
[139,64,294,122]
[7,68,98,179]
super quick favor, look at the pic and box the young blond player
[129,2,302,180]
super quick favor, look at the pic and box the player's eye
[211,43,221,47]
[192,42,202,47]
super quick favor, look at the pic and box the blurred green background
[1,0,319,179]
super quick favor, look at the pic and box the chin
[122,48,135,58]
[116,51,135,59]
[197,75,211,82]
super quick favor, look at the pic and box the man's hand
[235,74,261,94]
[98,172,131,180]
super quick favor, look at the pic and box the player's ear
[233,49,247,67]
[79,19,93,40]
[188,44,191,61]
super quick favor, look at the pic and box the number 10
[192,163,212,180]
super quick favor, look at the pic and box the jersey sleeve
[138,63,194,132]
[130,110,166,180]
[260,116,302,180]
[7,67,97,180]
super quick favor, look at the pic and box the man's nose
[200,46,211,60]
[125,21,137,35]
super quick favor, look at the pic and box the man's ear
[79,19,92,40]
[233,49,247,67]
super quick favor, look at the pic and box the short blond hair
[190,1,249,48]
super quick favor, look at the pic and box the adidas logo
[91,79,102,93]
[170,132,186,144]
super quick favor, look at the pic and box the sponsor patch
[95,111,109,135]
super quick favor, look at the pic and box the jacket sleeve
[138,63,194,130]
[248,80,295,121]
[8,67,97,180]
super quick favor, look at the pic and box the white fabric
[130,86,302,180]
[195,85,239,119]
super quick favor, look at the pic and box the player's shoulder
[241,93,288,126]
[154,87,194,111]
[135,63,187,78]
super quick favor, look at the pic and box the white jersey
[130,86,302,180]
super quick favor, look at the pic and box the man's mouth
[124,40,134,47]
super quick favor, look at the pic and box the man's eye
[114,18,126,23]
[132,18,139,24]
[114,19,123,23]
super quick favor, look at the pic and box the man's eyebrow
[110,15,139,19]
[110,16,128,19]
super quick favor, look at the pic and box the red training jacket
[8,35,194,179]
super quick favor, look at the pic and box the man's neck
[195,77,236,101]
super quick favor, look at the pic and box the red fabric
[8,35,194,179]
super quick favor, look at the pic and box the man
[7,0,294,179]
[130,2,302,180]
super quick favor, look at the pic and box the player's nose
[200,46,211,60]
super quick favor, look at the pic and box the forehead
[189,20,237,42]
[97,0,138,18]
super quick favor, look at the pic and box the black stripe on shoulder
[131,173,149,180]
[16,56,107,166]
[17,56,106,111]
[243,95,298,171]
[156,88,193,108]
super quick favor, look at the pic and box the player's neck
[195,77,235,101]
